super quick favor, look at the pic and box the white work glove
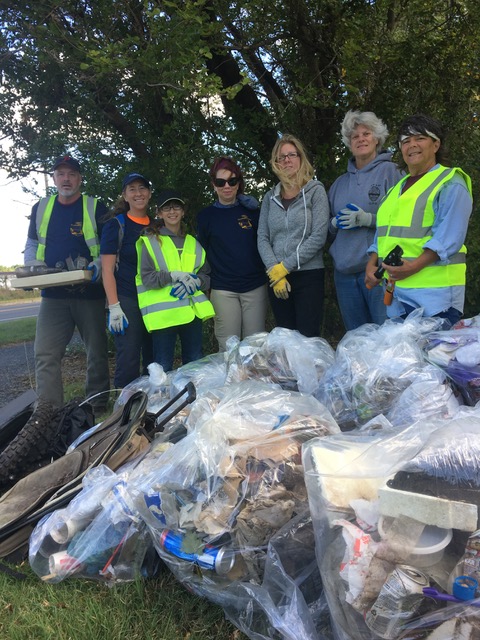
[170,271,200,295]
[87,258,102,283]
[108,302,129,336]
[336,203,373,229]
[170,282,188,300]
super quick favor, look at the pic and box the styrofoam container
[378,516,453,568]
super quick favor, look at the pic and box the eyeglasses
[213,177,240,187]
[160,203,183,212]
[277,152,299,163]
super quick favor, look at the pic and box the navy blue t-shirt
[100,214,151,299]
[27,195,107,299]
[196,202,266,293]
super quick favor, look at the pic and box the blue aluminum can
[159,529,235,575]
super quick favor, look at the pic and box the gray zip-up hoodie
[328,151,404,274]
[257,179,329,272]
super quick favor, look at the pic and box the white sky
[0,169,49,267]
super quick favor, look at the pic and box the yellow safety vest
[35,195,100,260]
[377,166,472,289]
[136,233,215,331]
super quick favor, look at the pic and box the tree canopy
[1,0,479,308]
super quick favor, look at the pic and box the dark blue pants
[114,294,153,388]
[152,317,203,373]
[268,268,325,338]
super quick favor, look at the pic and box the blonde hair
[270,134,314,191]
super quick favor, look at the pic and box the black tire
[0,399,59,486]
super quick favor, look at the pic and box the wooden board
[11,270,93,289]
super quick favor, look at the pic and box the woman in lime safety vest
[365,114,473,327]
[136,189,215,372]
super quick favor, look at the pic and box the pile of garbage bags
[27,319,480,639]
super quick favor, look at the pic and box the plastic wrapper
[29,466,158,584]
[315,315,447,430]
[386,414,480,513]
[114,362,171,414]
[304,411,480,639]
[169,352,227,398]
[123,380,340,639]
[423,318,480,406]
[225,328,335,395]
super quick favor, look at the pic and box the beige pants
[210,285,268,351]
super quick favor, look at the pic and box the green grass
[0,289,39,303]
[0,317,37,347]
[0,564,242,639]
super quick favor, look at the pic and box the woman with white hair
[328,110,403,331]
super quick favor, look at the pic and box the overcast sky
[0,169,50,267]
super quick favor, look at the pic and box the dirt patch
[0,337,114,410]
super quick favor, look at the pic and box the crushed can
[158,529,235,575]
[365,564,429,639]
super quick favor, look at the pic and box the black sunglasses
[214,177,240,187]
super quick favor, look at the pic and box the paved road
[0,301,40,322]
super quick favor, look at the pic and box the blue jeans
[334,269,387,331]
[401,303,462,328]
[114,294,153,388]
[152,317,203,372]
[268,269,324,338]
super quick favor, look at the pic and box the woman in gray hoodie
[258,134,329,337]
[329,110,404,331]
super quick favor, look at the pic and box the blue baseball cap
[122,172,151,190]
[51,155,82,173]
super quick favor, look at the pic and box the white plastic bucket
[378,516,453,568]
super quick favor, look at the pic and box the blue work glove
[336,203,373,229]
[87,258,102,283]
[108,302,129,335]
[170,282,188,300]
[170,271,200,295]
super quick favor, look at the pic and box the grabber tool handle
[152,381,196,434]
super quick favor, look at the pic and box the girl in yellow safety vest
[136,190,215,372]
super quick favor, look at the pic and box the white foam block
[379,485,478,532]
[11,270,92,289]
[310,441,387,509]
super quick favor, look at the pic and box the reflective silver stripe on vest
[378,169,452,239]
[149,239,169,271]
[147,234,204,272]
[140,299,191,315]
[447,252,466,265]
[84,197,98,250]
[35,197,50,245]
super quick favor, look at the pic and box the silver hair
[341,110,389,151]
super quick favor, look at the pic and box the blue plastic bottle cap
[452,575,478,600]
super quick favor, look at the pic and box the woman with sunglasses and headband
[196,157,267,351]
[257,134,329,337]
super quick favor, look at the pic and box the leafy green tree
[1,0,479,314]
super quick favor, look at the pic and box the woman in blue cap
[100,172,154,388]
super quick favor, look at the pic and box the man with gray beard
[23,155,109,410]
